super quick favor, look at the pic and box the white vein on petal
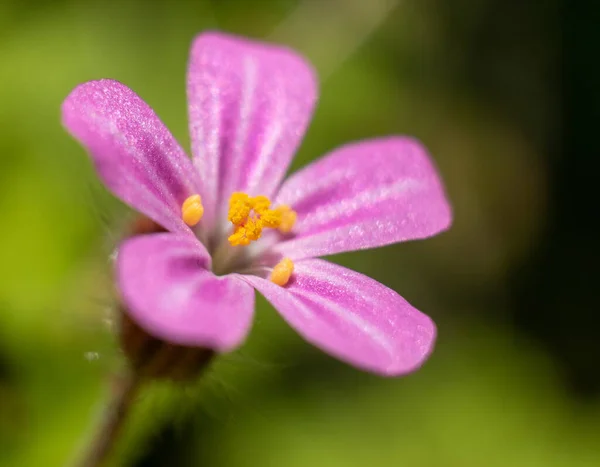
[100,118,181,211]
[291,286,395,357]
[248,73,285,196]
[228,55,258,197]
[298,178,421,231]
[192,78,222,213]
[118,167,186,232]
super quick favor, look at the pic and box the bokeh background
[1,0,599,466]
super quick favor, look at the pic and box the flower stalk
[74,286,214,467]
[73,372,141,467]
[74,323,214,467]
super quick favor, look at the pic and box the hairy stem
[73,372,141,467]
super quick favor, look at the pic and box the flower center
[179,192,297,285]
[226,192,296,245]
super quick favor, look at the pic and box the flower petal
[187,32,317,218]
[62,79,202,234]
[272,137,452,260]
[241,259,436,376]
[117,233,254,351]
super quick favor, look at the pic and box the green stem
[73,372,141,467]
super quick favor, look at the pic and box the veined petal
[272,137,452,259]
[62,80,202,234]
[275,137,452,259]
[117,233,254,351]
[187,32,317,219]
[241,259,436,376]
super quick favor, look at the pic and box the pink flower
[62,32,451,376]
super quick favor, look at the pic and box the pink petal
[117,233,254,351]
[272,137,452,260]
[241,259,436,376]
[187,32,317,219]
[62,80,203,234]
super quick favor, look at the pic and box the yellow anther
[228,218,263,246]
[259,209,283,228]
[228,227,251,246]
[270,258,294,286]
[227,192,287,246]
[276,205,297,233]
[250,195,271,212]
[181,194,204,226]
[228,192,252,225]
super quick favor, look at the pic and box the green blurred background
[2,0,599,466]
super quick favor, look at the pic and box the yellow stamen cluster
[227,193,294,246]
[181,194,204,226]
[270,257,294,286]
